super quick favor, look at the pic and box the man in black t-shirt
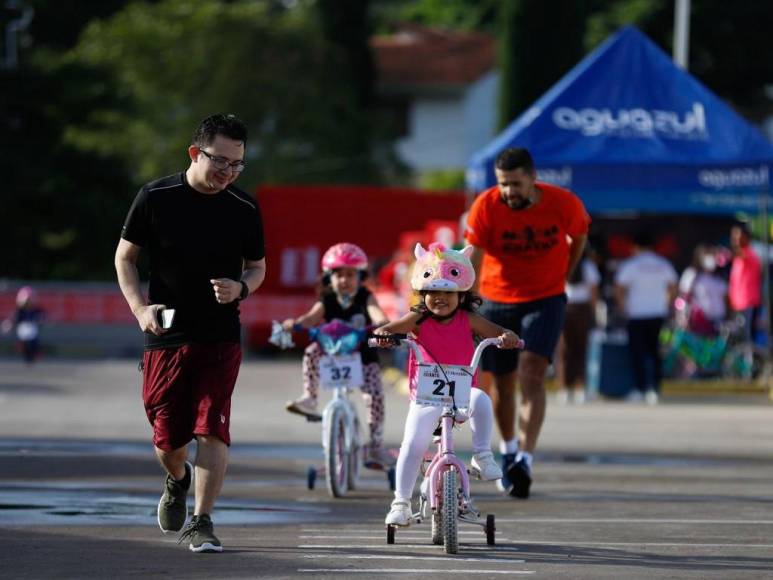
[115,113,265,553]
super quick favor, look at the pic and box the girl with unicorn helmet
[374,242,522,526]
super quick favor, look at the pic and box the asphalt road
[1,358,773,579]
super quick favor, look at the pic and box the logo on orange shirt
[501,225,560,255]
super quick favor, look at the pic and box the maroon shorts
[142,342,242,451]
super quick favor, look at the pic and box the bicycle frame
[402,338,501,517]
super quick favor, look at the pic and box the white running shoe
[365,446,396,469]
[471,451,503,481]
[285,397,321,420]
[385,499,412,526]
[645,389,659,406]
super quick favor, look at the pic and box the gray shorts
[478,294,567,375]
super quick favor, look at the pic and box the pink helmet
[16,285,35,307]
[321,243,368,272]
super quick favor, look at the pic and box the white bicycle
[271,320,395,497]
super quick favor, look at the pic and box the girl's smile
[425,291,460,318]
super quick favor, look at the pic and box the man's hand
[135,304,166,335]
[210,278,242,304]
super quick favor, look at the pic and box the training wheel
[307,466,317,490]
[386,525,395,544]
[485,513,496,545]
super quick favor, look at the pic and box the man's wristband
[238,280,249,301]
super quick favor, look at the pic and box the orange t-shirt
[466,182,590,304]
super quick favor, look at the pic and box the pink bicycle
[369,335,522,554]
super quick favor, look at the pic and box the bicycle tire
[431,510,442,545]
[325,406,348,498]
[722,343,769,380]
[442,469,458,554]
[347,413,361,491]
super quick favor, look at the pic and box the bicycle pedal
[468,467,482,480]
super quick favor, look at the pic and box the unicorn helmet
[321,243,368,272]
[411,242,475,292]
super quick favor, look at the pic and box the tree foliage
[63,0,396,188]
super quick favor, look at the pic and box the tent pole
[673,0,691,69]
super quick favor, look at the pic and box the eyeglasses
[199,149,246,173]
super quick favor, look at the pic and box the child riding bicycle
[374,242,521,526]
[283,242,394,469]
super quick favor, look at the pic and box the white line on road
[514,540,773,548]
[303,554,525,564]
[298,569,534,575]
[298,544,522,551]
[495,517,773,525]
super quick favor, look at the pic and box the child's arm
[282,301,325,330]
[373,311,422,336]
[366,294,389,326]
[468,312,521,348]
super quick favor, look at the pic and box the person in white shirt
[555,253,601,404]
[613,232,678,404]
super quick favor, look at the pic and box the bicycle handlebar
[367,334,525,371]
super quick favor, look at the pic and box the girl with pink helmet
[2,286,45,364]
[282,243,394,469]
[374,242,522,526]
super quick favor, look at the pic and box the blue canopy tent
[466,26,773,216]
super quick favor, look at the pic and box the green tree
[1,1,134,280]
[497,0,588,130]
[62,0,398,188]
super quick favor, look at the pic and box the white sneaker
[366,446,396,469]
[285,397,321,420]
[385,499,412,526]
[625,390,644,403]
[555,389,570,405]
[572,390,586,405]
[645,390,659,406]
[471,451,503,481]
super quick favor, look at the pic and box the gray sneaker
[158,461,192,533]
[178,514,223,553]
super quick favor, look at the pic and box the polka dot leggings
[301,342,386,449]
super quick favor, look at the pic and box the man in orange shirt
[466,148,589,498]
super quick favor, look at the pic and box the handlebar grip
[367,333,408,348]
[516,339,526,350]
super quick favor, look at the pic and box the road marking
[304,554,525,564]
[298,544,522,551]
[495,517,773,525]
[514,540,773,548]
[298,528,492,540]
[298,569,533,575]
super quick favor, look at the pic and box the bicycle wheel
[347,413,361,491]
[325,406,349,498]
[442,469,459,554]
[722,343,769,380]
[485,514,496,545]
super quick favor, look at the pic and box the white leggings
[394,388,494,501]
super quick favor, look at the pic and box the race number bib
[319,353,364,390]
[16,321,39,341]
[415,364,472,408]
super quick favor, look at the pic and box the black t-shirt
[322,286,378,365]
[121,172,265,349]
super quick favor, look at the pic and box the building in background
[371,25,498,172]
